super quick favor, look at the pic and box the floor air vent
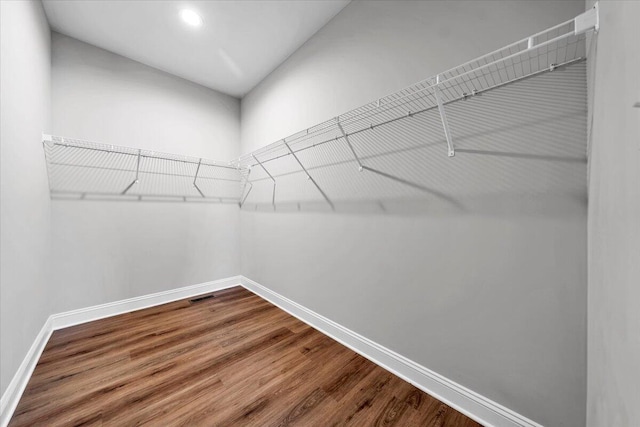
[189,294,216,304]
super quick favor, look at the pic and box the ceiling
[42,0,350,98]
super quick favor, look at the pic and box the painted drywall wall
[586,1,640,426]
[240,1,588,426]
[50,33,241,312]
[0,0,52,395]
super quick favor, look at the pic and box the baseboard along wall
[0,318,53,427]
[49,276,242,330]
[239,277,542,427]
[1,275,542,427]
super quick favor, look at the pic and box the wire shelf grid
[43,135,242,203]
[235,15,590,169]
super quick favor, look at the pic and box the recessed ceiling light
[180,9,203,27]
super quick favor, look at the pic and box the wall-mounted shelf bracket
[336,117,364,171]
[575,3,599,34]
[193,158,205,197]
[42,133,54,146]
[252,154,276,207]
[122,149,141,195]
[434,75,455,157]
[284,142,334,210]
[239,167,253,208]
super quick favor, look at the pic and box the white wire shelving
[42,135,243,203]
[233,5,598,209]
[41,5,598,205]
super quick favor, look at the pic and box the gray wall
[7,4,630,427]
[240,1,587,426]
[586,1,640,426]
[49,33,241,313]
[0,0,52,395]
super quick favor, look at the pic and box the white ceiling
[42,0,350,98]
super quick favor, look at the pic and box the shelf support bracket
[434,75,455,157]
[240,182,253,208]
[122,149,141,195]
[239,167,253,207]
[253,154,276,207]
[575,2,599,34]
[284,142,334,210]
[42,133,54,147]
[336,118,364,172]
[193,158,205,198]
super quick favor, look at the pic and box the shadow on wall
[241,62,588,217]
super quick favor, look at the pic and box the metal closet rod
[51,190,240,203]
[47,162,241,182]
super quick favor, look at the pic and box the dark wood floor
[10,286,481,426]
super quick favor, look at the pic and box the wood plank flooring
[10,287,481,426]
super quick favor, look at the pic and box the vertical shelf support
[239,167,253,207]
[122,149,141,195]
[193,158,205,198]
[434,75,455,157]
[527,37,535,49]
[284,142,334,210]
[240,182,253,208]
[336,118,364,172]
[252,154,276,207]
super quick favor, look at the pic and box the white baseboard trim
[50,276,241,330]
[0,276,241,426]
[0,317,53,427]
[240,276,543,427]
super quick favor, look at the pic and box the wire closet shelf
[42,135,244,203]
[42,5,598,205]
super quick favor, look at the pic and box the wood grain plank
[9,287,481,427]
